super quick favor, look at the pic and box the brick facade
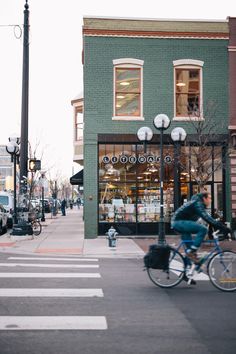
[83,17,232,238]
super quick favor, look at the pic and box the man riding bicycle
[172,192,231,264]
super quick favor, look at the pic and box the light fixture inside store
[116,104,122,108]
[137,176,143,179]
[176,82,186,87]
[120,82,130,86]
[149,164,158,173]
[143,171,151,175]
[117,95,125,99]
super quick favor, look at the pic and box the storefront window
[98,143,224,232]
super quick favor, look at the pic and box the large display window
[98,143,224,235]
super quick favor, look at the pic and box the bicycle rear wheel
[32,220,42,236]
[147,248,185,288]
[208,251,236,292]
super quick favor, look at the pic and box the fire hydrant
[106,226,118,248]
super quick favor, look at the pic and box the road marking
[0,316,107,330]
[0,288,104,297]
[0,263,99,269]
[0,272,101,278]
[8,257,98,262]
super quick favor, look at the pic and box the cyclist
[171,192,231,264]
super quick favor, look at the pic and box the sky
[0,0,235,179]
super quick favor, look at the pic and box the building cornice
[83,29,228,40]
[83,17,229,40]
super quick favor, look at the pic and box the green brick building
[81,16,236,238]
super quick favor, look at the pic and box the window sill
[112,116,145,121]
[173,116,204,122]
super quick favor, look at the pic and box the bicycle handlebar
[212,229,232,241]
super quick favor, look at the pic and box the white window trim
[173,59,204,121]
[112,58,144,121]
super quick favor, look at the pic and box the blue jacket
[172,193,222,228]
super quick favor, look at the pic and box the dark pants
[61,207,66,216]
[172,220,208,250]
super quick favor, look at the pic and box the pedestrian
[77,197,81,210]
[61,198,66,216]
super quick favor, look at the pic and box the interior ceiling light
[149,165,158,173]
[137,176,143,179]
[176,82,186,87]
[120,82,130,86]
[117,95,125,99]
[143,171,151,175]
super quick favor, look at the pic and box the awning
[70,169,83,185]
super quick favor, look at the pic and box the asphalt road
[0,252,235,354]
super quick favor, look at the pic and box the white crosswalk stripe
[0,272,101,278]
[0,288,104,297]
[0,316,107,330]
[0,263,99,268]
[0,256,107,331]
[8,257,99,262]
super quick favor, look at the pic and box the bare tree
[179,101,229,191]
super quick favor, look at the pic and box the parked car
[0,204,8,234]
[0,191,14,228]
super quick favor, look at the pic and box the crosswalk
[0,255,107,331]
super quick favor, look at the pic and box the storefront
[98,139,226,235]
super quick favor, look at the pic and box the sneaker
[183,274,197,285]
[186,249,200,265]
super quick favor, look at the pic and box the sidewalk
[0,208,144,258]
[0,209,235,257]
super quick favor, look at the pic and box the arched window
[113,58,144,121]
[173,59,204,120]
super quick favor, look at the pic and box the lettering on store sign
[102,155,172,164]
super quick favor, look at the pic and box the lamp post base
[10,221,33,236]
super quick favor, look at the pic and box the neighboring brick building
[81,16,236,238]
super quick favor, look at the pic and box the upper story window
[75,112,83,141]
[113,59,144,121]
[173,59,204,120]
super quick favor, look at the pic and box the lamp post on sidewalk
[6,136,20,225]
[171,127,187,210]
[137,114,187,245]
[39,172,46,222]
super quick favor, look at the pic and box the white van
[0,192,14,227]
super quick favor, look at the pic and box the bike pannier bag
[144,244,171,270]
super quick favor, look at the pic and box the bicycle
[146,230,236,292]
[31,218,42,236]
[28,210,42,236]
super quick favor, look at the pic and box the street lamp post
[6,137,20,225]
[137,115,187,245]
[153,114,171,245]
[40,172,46,222]
[171,127,187,210]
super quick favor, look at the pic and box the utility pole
[19,0,30,193]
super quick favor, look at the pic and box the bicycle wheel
[147,247,185,288]
[208,251,236,292]
[32,220,42,236]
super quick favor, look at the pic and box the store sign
[102,155,173,164]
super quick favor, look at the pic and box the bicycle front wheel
[208,251,236,292]
[32,220,42,236]
[147,248,185,288]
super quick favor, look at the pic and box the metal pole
[13,154,17,225]
[174,142,181,210]
[41,186,45,222]
[19,0,30,192]
[159,128,165,244]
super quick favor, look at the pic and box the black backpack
[144,244,171,270]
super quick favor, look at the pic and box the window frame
[173,59,204,121]
[112,58,144,121]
